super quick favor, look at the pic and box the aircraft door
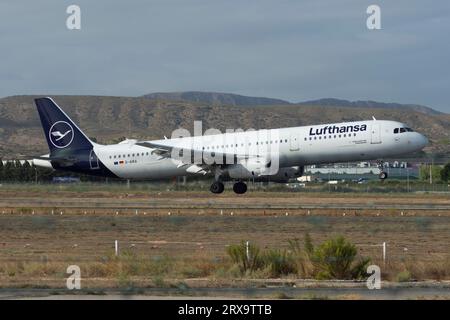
[371,123,381,144]
[89,149,100,169]
[290,134,300,151]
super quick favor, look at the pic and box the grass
[0,181,449,195]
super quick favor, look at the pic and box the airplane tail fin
[34,97,93,153]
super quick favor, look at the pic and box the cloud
[0,0,449,112]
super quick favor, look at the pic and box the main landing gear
[377,160,388,180]
[210,181,224,194]
[233,181,247,194]
[209,181,248,194]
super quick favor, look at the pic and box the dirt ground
[0,189,448,294]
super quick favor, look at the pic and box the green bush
[309,236,370,280]
[441,163,450,182]
[261,249,297,277]
[396,270,412,282]
[227,235,370,280]
[226,241,264,274]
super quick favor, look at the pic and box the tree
[21,161,33,182]
[441,163,450,182]
[3,161,13,181]
[0,159,3,181]
[419,164,442,182]
[14,160,24,182]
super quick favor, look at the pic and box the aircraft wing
[135,142,173,157]
[136,141,261,175]
[136,141,252,162]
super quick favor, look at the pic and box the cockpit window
[406,127,413,132]
[400,128,406,133]
[394,128,399,134]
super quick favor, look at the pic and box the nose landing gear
[377,160,388,180]
[379,171,388,180]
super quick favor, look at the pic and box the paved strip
[1,198,450,210]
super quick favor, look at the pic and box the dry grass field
[0,186,449,293]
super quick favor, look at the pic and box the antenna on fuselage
[372,116,377,121]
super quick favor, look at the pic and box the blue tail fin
[35,97,93,153]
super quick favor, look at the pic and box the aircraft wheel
[233,181,247,194]
[210,181,224,194]
[379,171,388,180]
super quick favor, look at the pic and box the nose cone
[418,133,429,149]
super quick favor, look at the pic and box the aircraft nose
[418,133,429,148]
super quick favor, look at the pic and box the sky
[1,0,449,112]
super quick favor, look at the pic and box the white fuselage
[88,119,428,180]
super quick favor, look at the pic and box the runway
[2,285,450,300]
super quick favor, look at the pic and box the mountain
[142,91,291,106]
[0,95,449,158]
[143,92,443,116]
[299,98,442,116]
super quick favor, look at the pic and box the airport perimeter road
[1,286,449,300]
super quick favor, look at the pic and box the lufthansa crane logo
[49,121,74,148]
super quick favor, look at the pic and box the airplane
[32,97,429,194]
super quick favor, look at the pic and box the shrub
[309,235,370,280]
[287,237,314,278]
[440,163,450,182]
[261,249,297,277]
[226,241,264,274]
[396,270,412,282]
[226,235,370,280]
